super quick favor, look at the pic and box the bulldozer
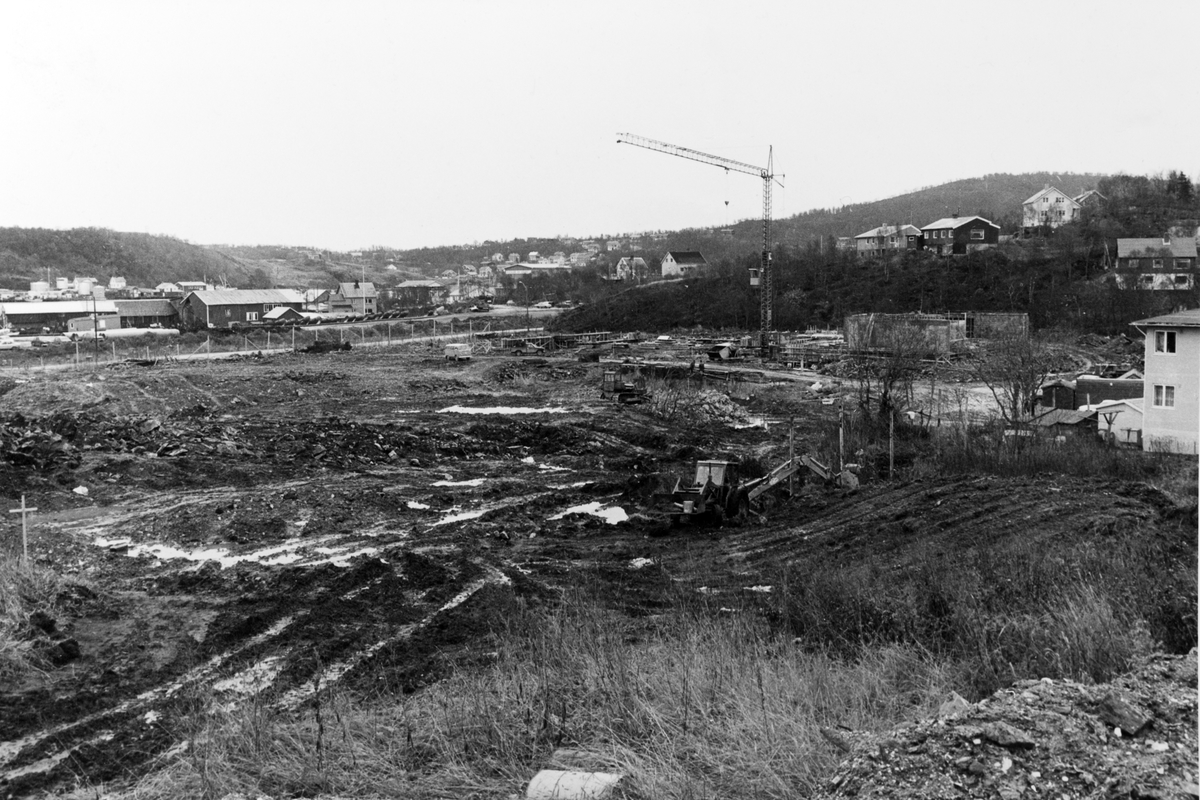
[658,454,831,526]
[600,370,648,404]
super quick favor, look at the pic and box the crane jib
[616,132,783,359]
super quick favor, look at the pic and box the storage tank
[30,281,50,293]
[75,279,94,295]
[56,278,70,290]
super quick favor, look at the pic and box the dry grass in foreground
[119,597,953,800]
[0,553,62,683]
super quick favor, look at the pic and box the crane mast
[616,133,782,356]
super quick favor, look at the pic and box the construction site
[0,327,1195,799]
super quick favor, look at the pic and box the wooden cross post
[8,494,37,567]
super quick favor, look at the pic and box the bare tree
[853,320,929,417]
[972,334,1058,427]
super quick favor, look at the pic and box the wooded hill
[0,229,399,293]
[393,172,1108,273]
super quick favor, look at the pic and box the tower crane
[616,133,784,356]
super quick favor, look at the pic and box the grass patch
[121,595,953,800]
[0,554,63,682]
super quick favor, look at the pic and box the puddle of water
[438,406,568,415]
[433,508,488,526]
[406,500,430,509]
[431,478,485,487]
[744,585,773,593]
[548,502,628,524]
[93,534,374,570]
[630,557,654,569]
[550,481,592,490]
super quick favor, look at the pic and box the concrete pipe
[526,769,625,799]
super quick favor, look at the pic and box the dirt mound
[817,652,1198,799]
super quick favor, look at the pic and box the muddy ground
[0,347,1192,796]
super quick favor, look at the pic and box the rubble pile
[818,652,1198,799]
[0,415,79,470]
[484,360,590,384]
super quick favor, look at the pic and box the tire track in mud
[0,551,513,793]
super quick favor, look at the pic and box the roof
[1021,186,1081,206]
[1116,238,1198,258]
[921,216,999,231]
[1130,308,1200,328]
[395,280,445,288]
[1086,398,1143,413]
[184,289,304,306]
[1,300,120,316]
[113,299,177,316]
[1031,408,1096,428]
[263,306,303,320]
[1073,189,1105,204]
[854,224,922,239]
[337,282,377,298]
[666,251,708,264]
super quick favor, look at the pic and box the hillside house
[1130,308,1200,453]
[1021,186,1081,232]
[613,257,648,282]
[661,251,707,277]
[179,289,304,329]
[853,224,923,258]
[330,282,378,315]
[920,215,1000,255]
[569,252,593,266]
[1115,237,1198,290]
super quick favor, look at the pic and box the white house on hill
[661,251,707,277]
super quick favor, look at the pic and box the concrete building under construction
[843,312,1028,353]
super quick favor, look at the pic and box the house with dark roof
[1115,237,1197,290]
[179,289,305,329]
[920,216,1000,255]
[853,224,923,258]
[661,251,707,277]
[330,281,378,315]
[1130,308,1200,453]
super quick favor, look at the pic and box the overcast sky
[1,1,1197,251]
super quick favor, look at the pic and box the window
[970,229,985,240]
[1174,274,1192,287]
[1176,259,1192,268]
[1127,258,1139,269]
[1152,385,1175,408]
[1154,330,1176,353]
[1152,259,1163,268]
[1055,196,1063,203]
[245,312,259,322]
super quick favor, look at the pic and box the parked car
[534,301,553,309]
